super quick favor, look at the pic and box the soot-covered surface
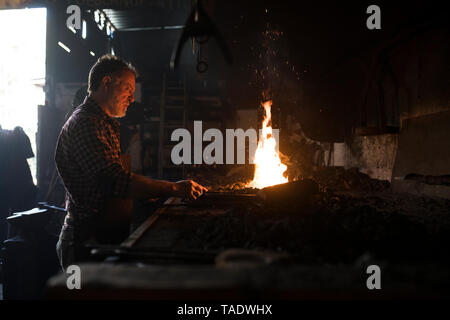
[162,167,450,265]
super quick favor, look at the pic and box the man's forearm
[127,173,176,199]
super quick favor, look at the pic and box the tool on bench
[120,197,178,248]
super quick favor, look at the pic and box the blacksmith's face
[107,69,135,118]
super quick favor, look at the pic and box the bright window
[0,7,47,184]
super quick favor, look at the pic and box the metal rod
[120,197,177,248]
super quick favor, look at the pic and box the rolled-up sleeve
[70,118,130,198]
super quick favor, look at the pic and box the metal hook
[170,0,232,70]
[196,61,208,73]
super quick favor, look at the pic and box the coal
[309,167,390,192]
[405,174,450,186]
[257,179,319,207]
[172,190,450,265]
[175,165,449,265]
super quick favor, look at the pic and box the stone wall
[333,134,398,182]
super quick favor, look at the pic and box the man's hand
[128,174,208,200]
[172,180,208,200]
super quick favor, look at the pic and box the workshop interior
[0,0,449,300]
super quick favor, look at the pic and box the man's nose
[128,94,134,103]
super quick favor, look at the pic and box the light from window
[0,8,47,184]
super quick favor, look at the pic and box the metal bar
[90,247,218,263]
[120,26,184,32]
[201,192,256,196]
[120,197,177,248]
[37,202,67,212]
[160,193,259,208]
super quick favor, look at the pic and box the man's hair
[88,54,137,93]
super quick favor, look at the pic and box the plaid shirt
[55,96,131,229]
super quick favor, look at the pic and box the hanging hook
[170,0,232,70]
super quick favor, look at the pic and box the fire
[247,100,288,189]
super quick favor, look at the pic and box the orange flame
[247,100,288,189]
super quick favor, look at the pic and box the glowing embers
[248,100,288,189]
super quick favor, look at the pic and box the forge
[44,168,450,299]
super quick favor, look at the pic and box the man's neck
[89,93,112,117]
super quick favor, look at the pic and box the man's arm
[128,173,208,200]
[69,118,207,200]
[127,173,174,198]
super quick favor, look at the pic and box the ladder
[157,72,188,180]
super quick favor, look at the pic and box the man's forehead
[113,69,136,83]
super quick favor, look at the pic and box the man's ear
[101,75,113,89]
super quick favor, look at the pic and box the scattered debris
[405,174,450,186]
[177,166,450,266]
[309,166,391,193]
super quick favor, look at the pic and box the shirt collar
[83,96,120,128]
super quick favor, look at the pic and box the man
[55,54,207,270]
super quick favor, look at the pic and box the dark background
[42,0,448,141]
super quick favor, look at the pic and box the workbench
[46,194,450,299]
